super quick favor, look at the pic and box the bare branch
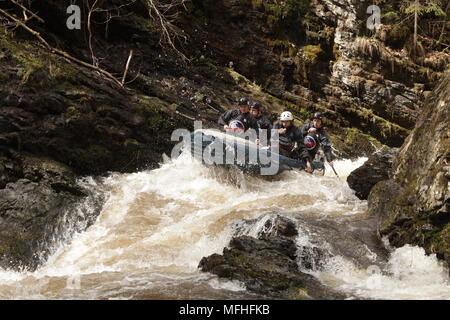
[0,7,123,88]
[121,49,134,86]
[142,0,190,61]
[87,0,100,67]
[0,8,51,49]
[10,0,44,23]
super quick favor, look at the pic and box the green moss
[425,223,450,260]
[387,24,410,44]
[279,0,310,22]
[133,15,156,33]
[66,106,80,117]
[137,95,171,132]
[331,127,385,158]
[0,36,45,83]
[301,45,323,64]
[0,32,80,87]
[251,0,264,8]
[355,107,410,139]
[287,287,311,299]
[233,252,251,265]
[257,0,310,29]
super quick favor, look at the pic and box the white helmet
[280,111,293,121]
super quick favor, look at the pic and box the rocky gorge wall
[368,71,450,268]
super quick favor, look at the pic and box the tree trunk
[437,1,450,46]
[414,0,418,55]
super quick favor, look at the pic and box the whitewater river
[0,151,448,300]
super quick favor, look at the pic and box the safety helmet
[229,120,245,132]
[238,97,249,106]
[280,111,293,121]
[313,112,323,120]
[304,135,317,150]
[251,101,262,110]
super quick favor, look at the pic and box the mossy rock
[301,45,323,65]
[331,127,384,158]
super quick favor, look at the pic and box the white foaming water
[317,245,450,300]
[324,157,368,178]
[0,151,447,299]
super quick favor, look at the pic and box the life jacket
[278,126,299,151]
[278,135,295,151]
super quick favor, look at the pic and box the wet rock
[368,72,450,268]
[347,149,398,200]
[200,214,346,299]
[297,246,332,271]
[0,156,102,271]
[257,215,299,239]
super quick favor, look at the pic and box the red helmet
[228,120,245,132]
[304,135,317,150]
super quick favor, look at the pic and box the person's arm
[251,118,260,138]
[299,123,310,137]
[270,122,281,146]
[295,130,313,172]
[217,111,227,126]
[319,130,335,163]
[264,119,272,131]
[218,110,233,128]
[260,119,272,146]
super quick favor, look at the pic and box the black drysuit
[271,121,309,160]
[254,116,272,145]
[218,110,259,133]
[299,122,335,162]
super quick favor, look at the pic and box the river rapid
[0,151,448,300]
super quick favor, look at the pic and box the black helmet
[238,97,249,106]
[251,101,262,110]
[313,112,323,120]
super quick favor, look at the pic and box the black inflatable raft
[188,130,324,176]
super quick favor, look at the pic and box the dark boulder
[199,214,346,299]
[347,149,398,200]
[0,155,103,271]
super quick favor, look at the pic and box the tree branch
[0,7,123,88]
[10,0,45,23]
[121,49,133,86]
[143,0,189,61]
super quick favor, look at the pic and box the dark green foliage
[281,0,310,24]
[376,0,449,53]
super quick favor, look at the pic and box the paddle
[330,164,340,178]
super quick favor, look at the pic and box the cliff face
[188,0,447,150]
[0,0,448,270]
[368,72,450,267]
